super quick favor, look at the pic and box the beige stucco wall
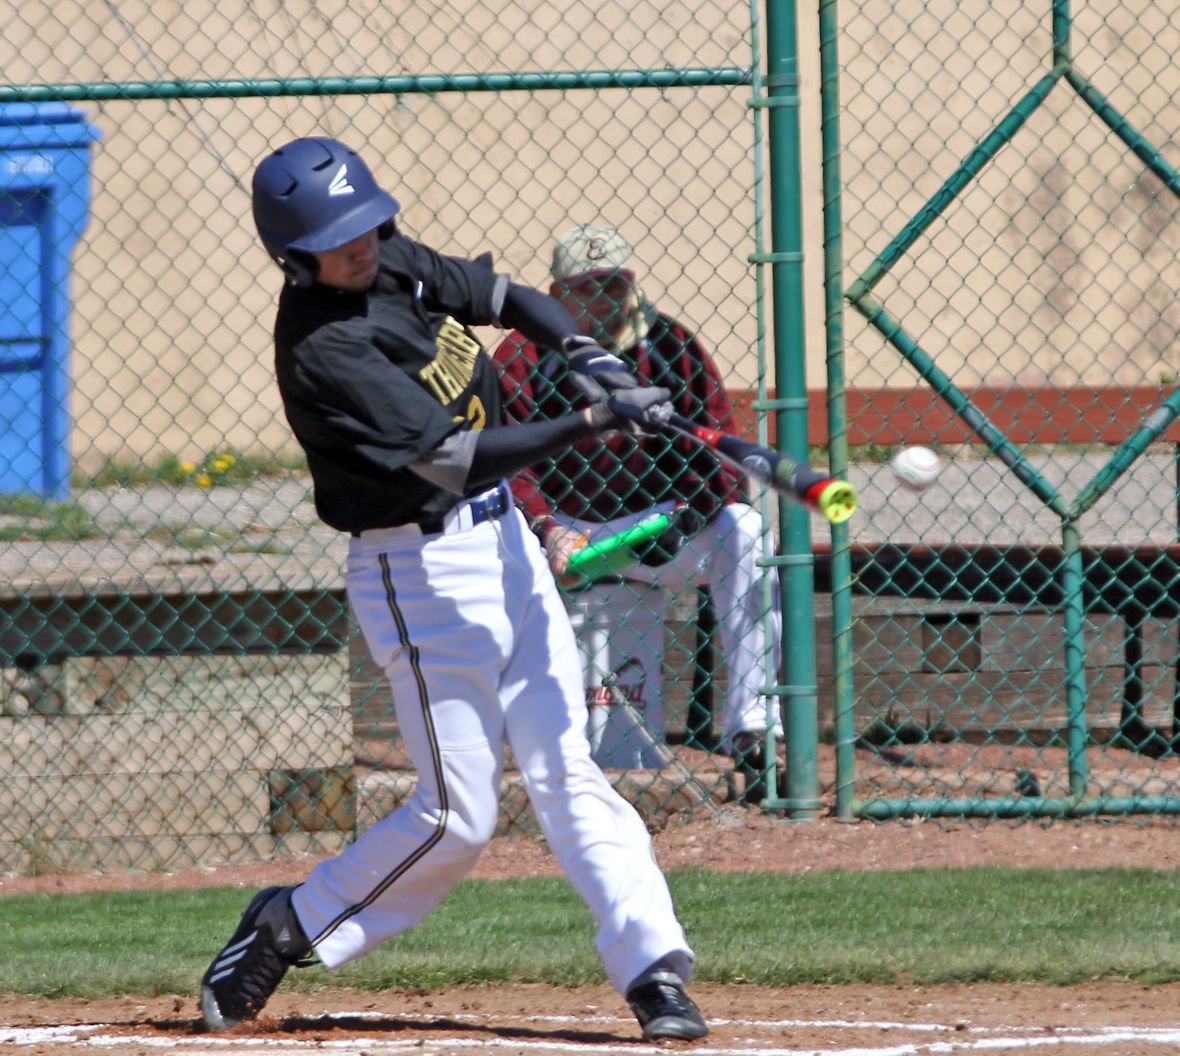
[1,0,1176,472]
[3,0,790,472]
[839,0,1180,392]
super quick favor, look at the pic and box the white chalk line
[4,1015,1180,1054]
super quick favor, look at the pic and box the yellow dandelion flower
[195,473,213,488]
[179,461,195,474]
[211,458,229,473]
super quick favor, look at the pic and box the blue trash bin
[0,103,101,499]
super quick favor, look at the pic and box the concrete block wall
[0,652,353,874]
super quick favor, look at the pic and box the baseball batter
[198,136,708,1042]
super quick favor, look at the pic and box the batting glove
[589,387,673,436]
[563,335,639,403]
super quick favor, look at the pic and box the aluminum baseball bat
[658,412,858,524]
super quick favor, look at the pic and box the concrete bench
[814,542,1180,752]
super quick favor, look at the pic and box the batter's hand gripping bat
[658,411,857,524]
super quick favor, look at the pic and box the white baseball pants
[291,491,693,995]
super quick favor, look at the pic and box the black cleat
[626,972,709,1041]
[1015,769,1042,797]
[731,731,769,805]
[200,885,313,1030]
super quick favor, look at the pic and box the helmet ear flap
[278,250,319,287]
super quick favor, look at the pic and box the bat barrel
[804,479,858,524]
[658,412,858,523]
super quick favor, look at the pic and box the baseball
[890,445,942,491]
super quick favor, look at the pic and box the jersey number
[456,396,487,431]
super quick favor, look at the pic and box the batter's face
[314,228,381,291]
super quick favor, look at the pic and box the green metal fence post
[817,0,856,819]
[1058,523,1090,799]
[762,0,821,819]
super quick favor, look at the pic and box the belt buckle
[455,483,509,532]
[488,483,508,518]
[474,483,507,525]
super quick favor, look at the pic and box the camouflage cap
[551,224,636,285]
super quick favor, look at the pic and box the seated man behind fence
[492,223,782,772]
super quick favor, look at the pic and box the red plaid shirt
[492,310,747,527]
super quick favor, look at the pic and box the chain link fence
[5,0,1180,877]
[0,0,774,875]
[828,0,1180,818]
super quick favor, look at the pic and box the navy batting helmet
[252,137,400,286]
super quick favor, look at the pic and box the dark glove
[633,526,681,566]
[633,504,709,567]
[588,387,673,436]
[563,335,639,403]
[669,504,708,539]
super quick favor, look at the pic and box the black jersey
[273,232,509,533]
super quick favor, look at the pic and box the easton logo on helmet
[328,164,355,197]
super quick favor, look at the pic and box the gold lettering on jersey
[452,396,487,430]
[420,316,481,405]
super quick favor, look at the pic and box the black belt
[351,482,511,538]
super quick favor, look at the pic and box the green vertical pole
[764,0,821,818]
[817,0,856,818]
[1059,522,1090,797]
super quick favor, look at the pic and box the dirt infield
[5,981,1180,1055]
[5,808,1180,897]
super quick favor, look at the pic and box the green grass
[0,451,312,543]
[2,867,1179,998]
[0,495,103,541]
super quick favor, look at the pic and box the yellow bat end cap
[816,480,858,524]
